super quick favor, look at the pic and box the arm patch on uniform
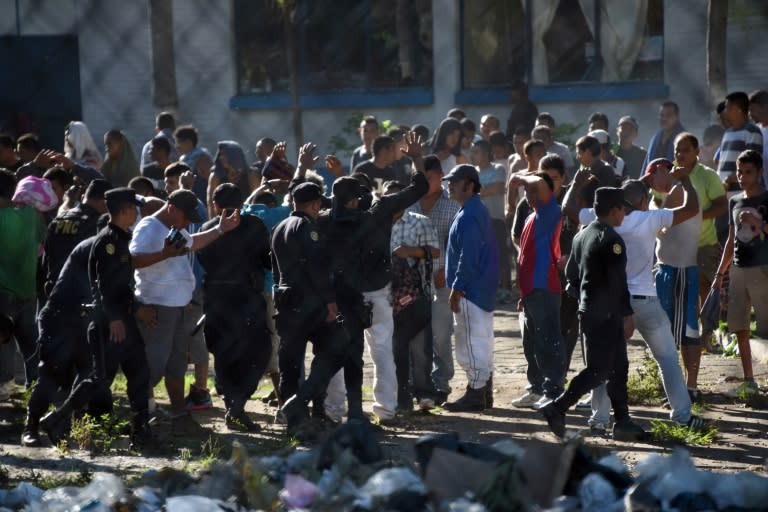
[612,243,622,255]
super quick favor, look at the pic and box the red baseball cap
[641,158,674,182]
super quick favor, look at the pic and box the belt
[631,295,650,300]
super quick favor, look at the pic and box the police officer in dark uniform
[41,179,111,294]
[541,187,646,440]
[21,216,112,446]
[197,183,272,432]
[40,188,153,448]
[272,182,349,435]
[317,167,428,420]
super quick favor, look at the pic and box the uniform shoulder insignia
[612,243,622,255]
[105,243,115,255]
[310,231,319,241]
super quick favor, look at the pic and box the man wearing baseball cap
[442,164,500,411]
[130,187,240,422]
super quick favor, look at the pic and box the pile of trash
[2,419,767,511]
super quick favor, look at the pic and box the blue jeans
[0,292,39,385]
[431,287,454,393]
[521,289,566,398]
[591,295,692,425]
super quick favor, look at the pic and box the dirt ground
[1,301,767,488]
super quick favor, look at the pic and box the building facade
[1,0,767,165]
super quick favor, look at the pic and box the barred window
[461,0,664,88]
[235,0,433,96]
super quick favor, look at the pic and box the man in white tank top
[649,144,705,402]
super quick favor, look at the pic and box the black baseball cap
[332,177,362,205]
[84,179,113,200]
[168,189,202,223]
[292,182,324,203]
[442,164,480,183]
[594,187,632,212]
[104,187,143,210]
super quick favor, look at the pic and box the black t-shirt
[198,215,271,290]
[729,190,768,267]
[353,160,396,191]
[586,160,619,188]
[616,144,647,180]
[391,157,413,186]
[350,145,372,170]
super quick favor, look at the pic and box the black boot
[485,374,494,409]
[40,408,71,446]
[226,408,261,432]
[20,414,42,447]
[346,390,366,421]
[444,385,488,412]
[281,395,310,430]
[130,411,153,449]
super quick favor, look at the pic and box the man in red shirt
[509,170,566,410]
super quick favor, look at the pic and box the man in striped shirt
[715,91,764,243]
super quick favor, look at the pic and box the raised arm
[562,170,594,224]
[667,166,699,226]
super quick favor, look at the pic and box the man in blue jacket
[442,165,500,411]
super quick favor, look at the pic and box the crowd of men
[1,85,767,447]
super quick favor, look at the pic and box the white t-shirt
[130,216,194,307]
[579,208,674,296]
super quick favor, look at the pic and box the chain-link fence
[1,0,767,177]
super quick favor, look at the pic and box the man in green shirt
[677,134,727,346]
[0,169,47,389]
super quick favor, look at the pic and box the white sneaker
[511,391,542,408]
[575,392,593,410]
[532,396,553,410]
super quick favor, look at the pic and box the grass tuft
[627,352,664,405]
[650,419,718,446]
[69,412,130,454]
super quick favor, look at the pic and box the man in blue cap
[442,164,500,411]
